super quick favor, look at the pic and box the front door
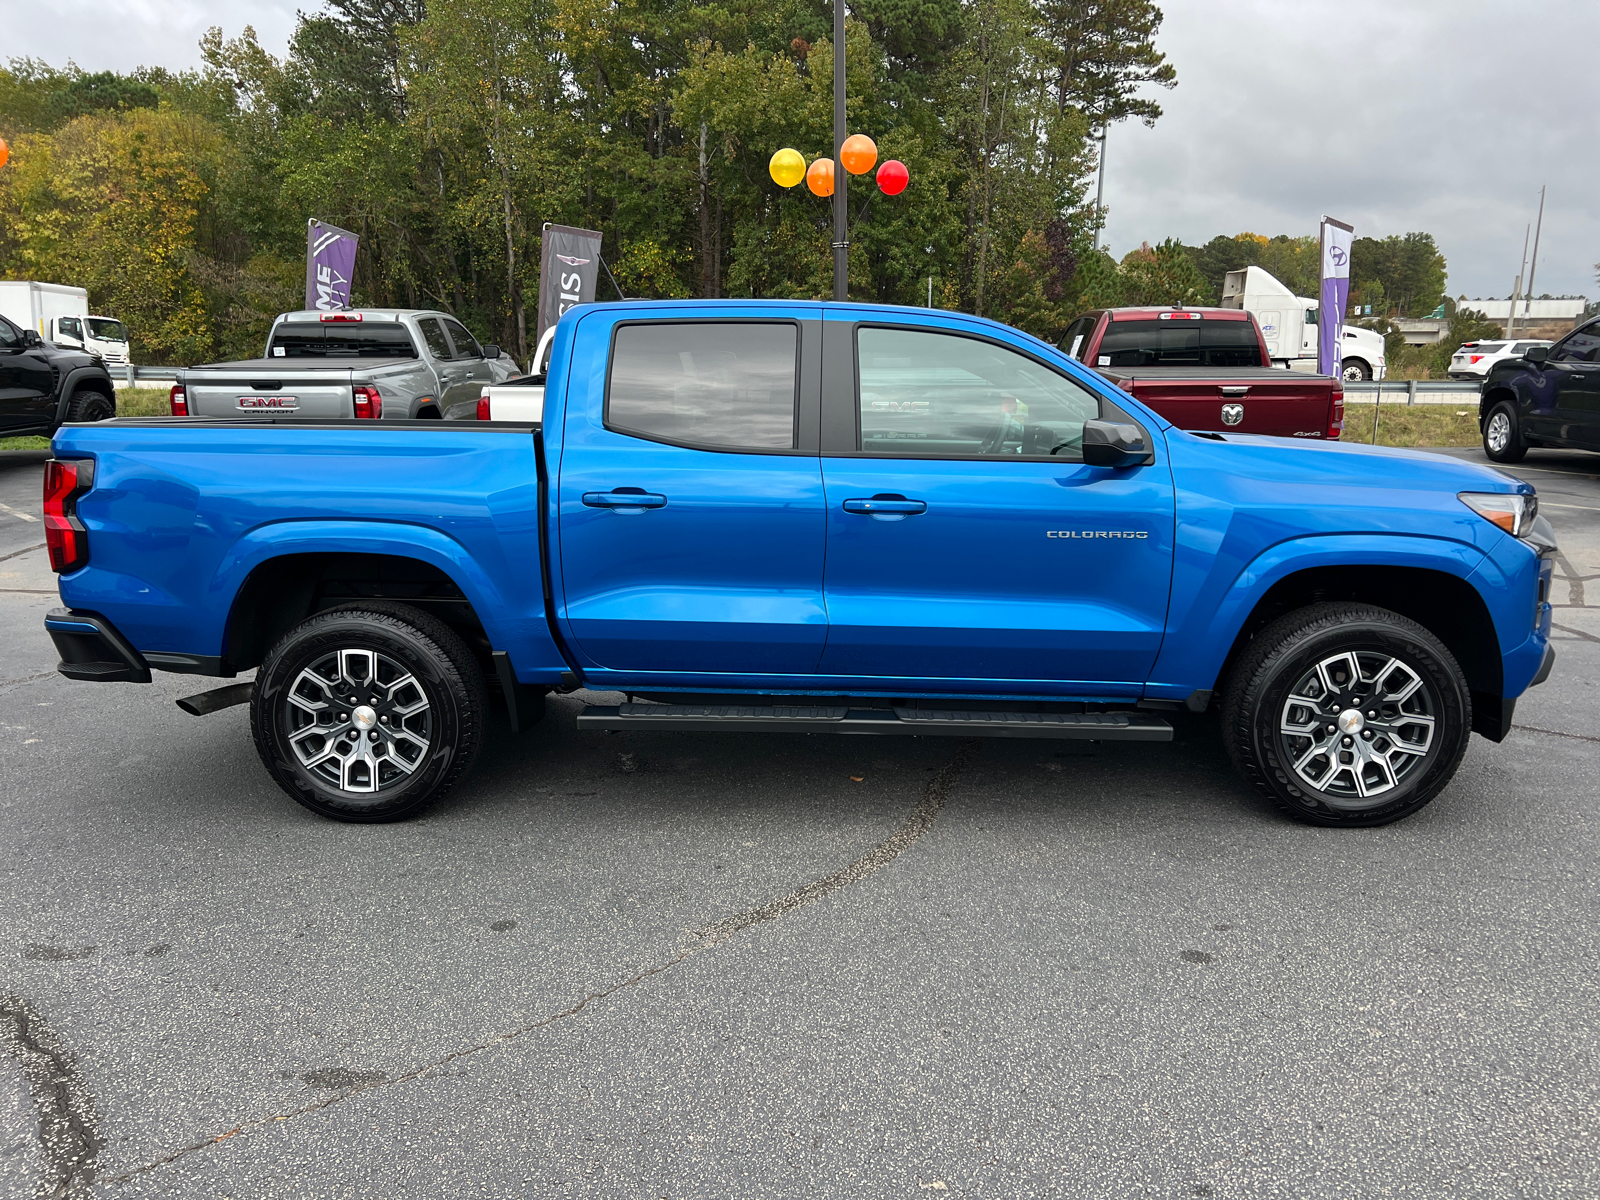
[818,320,1174,695]
[1548,320,1600,445]
[0,318,55,433]
[557,314,827,681]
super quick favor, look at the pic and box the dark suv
[1480,316,1600,462]
[0,314,117,437]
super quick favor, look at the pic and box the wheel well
[1214,565,1503,704]
[1480,385,1515,420]
[224,553,490,673]
[416,404,441,419]
[65,375,115,415]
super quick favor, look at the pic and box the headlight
[1458,491,1538,538]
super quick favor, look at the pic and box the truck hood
[1173,430,1530,496]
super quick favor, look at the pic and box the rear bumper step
[576,703,1172,741]
[45,608,151,684]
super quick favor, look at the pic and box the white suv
[1448,339,1550,380]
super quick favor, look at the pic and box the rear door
[817,317,1174,694]
[441,318,495,408]
[556,312,828,681]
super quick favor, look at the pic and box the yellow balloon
[840,134,877,176]
[769,147,806,188]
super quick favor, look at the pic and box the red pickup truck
[1059,306,1344,440]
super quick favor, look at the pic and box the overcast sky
[5,0,1592,300]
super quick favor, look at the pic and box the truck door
[441,317,495,413]
[556,314,828,680]
[818,319,1174,693]
[0,316,55,432]
[1547,321,1600,445]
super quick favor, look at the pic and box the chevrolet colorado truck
[1060,306,1345,439]
[172,308,523,422]
[42,300,1555,828]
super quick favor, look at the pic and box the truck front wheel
[1482,400,1527,463]
[252,603,488,822]
[1221,603,1471,827]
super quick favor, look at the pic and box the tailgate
[184,364,356,419]
[1124,375,1332,438]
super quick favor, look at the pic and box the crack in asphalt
[0,542,46,564]
[0,672,57,694]
[106,738,981,1186]
[1515,724,1600,745]
[0,993,103,1199]
[1552,622,1600,645]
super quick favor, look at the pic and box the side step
[576,703,1171,742]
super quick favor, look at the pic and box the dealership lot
[2,445,1598,1197]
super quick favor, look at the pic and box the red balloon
[876,159,908,196]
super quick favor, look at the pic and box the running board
[576,703,1171,742]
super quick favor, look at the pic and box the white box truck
[0,281,129,368]
[1221,265,1386,381]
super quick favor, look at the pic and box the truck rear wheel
[251,603,488,822]
[1221,603,1470,827]
[64,389,114,423]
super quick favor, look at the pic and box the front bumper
[45,608,151,683]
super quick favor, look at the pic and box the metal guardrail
[1345,380,1481,405]
[116,365,179,386]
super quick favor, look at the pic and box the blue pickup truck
[41,300,1556,828]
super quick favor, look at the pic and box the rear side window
[417,318,452,360]
[1098,319,1263,368]
[1060,315,1096,360]
[269,323,416,358]
[607,322,798,450]
[1512,342,1546,353]
[857,326,1101,460]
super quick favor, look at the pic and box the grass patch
[1341,403,1480,448]
[0,436,50,451]
[116,387,172,417]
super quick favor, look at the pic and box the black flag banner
[535,225,603,345]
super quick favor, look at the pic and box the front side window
[59,317,82,339]
[86,318,126,342]
[0,318,20,349]
[1552,323,1600,364]
[607,322,798,450]
[442,318,482,359]
[1098,319,1263,368]
[857,326,1101,460]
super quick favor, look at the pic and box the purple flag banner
[306,219,358,311]
[1318,216,1354,378]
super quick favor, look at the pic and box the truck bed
[1098,366,1339,439]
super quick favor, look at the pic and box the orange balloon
[805,156,835,197]
[840,134,877,176]
[0,138,9,170]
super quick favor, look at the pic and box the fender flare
[1150,532,1489,697]
[53,364,117,428]
[215,518,519,655]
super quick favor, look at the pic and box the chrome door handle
[583,490,667,510]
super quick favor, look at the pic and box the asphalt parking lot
[2,441,1597,1198]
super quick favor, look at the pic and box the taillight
[1469,355,1486,364]
[1328,381,1345,440]
[43,458,94,573]
[353,385,383,420]
[169,385,188,416]
[476,388,491,421]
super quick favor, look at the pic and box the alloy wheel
[284,648,433,793]
[1485,411,1511,454]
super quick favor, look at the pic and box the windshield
[1098,319,1264,368]
[86,318,126,342]
[268,323,416,358]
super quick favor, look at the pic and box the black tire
[251,602,488,822]
[1341,358,1372,382]
[64,389,115,423]
[1482,400,1527,463]
[1221,603,1471,827]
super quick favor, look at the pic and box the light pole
[1092,123,1108,249]
[832,0,848,300]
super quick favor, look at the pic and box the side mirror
[21,329,43,347]
[1081,419,1150,468]
[1524,345,1548,365]
[481,343,500,359]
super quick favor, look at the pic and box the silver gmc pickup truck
[171,309,523,421]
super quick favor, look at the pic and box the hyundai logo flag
[1318,216,1354,378]
[306,219,359,311]
[536,225,604,343]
